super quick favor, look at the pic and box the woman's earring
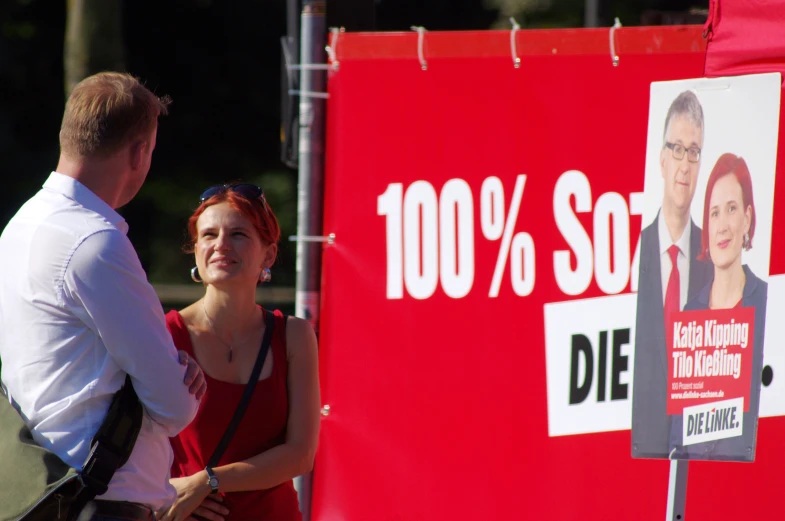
[743,233,751,250]
[260,267,272,283]
[190,266,203,283]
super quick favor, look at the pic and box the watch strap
[205,466,219,493]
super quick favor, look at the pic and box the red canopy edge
[704,0,785,77]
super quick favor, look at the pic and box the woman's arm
[211,315,321,492]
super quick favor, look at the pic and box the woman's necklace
[202,299,235,363]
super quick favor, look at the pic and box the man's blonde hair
[59,72,171,158]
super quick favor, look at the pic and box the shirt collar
[42,172,129,234]
[657,209,691,257]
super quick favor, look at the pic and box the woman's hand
[192,494,230,521]
[179,350,207,400]
[160,473,229,521]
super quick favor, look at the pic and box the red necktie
[664,245,681,326]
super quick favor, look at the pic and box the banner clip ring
[510,17,521,68]
[609,17,622,67]
[410,26,428,70]
[325,27,344,71]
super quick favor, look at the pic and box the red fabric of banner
[314,23,785,521]
[316,27,713,521]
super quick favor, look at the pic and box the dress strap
[265,309,288,377]
[165,310,196,357]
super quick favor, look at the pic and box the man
[631,90,713,459]
[0,72,205,520]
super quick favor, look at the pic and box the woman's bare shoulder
[178,301,201,327]
[284,315,317,358]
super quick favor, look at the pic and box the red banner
[314,25,785,521]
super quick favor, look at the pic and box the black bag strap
[69,374,143,520]
[79,374,143,497]
[207,308,275,468]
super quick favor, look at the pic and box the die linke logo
[682,398,744,445]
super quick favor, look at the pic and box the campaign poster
[631,73,781,461]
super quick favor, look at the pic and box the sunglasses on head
[199,184,268,212]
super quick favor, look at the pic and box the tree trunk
[64,0,125,97]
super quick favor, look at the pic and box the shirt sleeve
[62,229,199,436]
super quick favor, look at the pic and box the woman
[161,183,320,521]
[672,153,767,461]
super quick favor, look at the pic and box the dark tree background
[0,0,706,292]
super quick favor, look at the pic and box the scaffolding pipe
[292,2,327,520]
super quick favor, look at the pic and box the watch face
[209,477,219,488]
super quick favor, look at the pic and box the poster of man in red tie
[631,73,781,462]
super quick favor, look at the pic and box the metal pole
[293,2,326,521]
[665,460,688,521]
[286,0,300,65]
[287,0,300,48]
[584,0,599,27]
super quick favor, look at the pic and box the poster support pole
[665,459,688,521]
[292,2,327,521]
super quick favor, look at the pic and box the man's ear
[129,139,148,170]
[660,147,667,177]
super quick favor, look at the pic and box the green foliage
[64,0,125,96]
[1,0,298,291]
[0,0,702,298]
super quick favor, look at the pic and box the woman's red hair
[184,189,281,254]
[699,153,756,261]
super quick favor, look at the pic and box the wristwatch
[205,466,219,494]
